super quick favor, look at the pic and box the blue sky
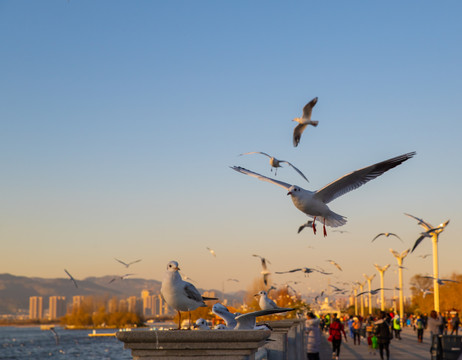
[1,1,461,298]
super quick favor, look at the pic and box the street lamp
[355,281,366,317]
[374,264,391,311]
[405,213,450,313]
[363,273,376,315]
[390,248,410,326]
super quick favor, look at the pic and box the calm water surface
[0,326,132,359]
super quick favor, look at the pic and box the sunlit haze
[1,1,461,299]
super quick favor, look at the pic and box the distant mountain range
[0,273,245,314]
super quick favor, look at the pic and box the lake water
[0,326,132,359]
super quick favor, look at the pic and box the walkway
[319,327,435,359]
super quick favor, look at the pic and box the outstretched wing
[231,166,292,190]
[239,151,271,159]
[315,152,416,204]
[275,269,302,274]
[280,161,309,182]
[404,213,433,231]
[302,97,318,119]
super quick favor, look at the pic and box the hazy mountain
[0,273,245,314]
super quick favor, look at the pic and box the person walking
[374,311,392,360]
[352,316,362,345]
[329,313,347,360]
[415,315,425,343]
[427,310,443,337]
[451,313,460,335]
[305,312,321,360]
[392,315,402,340]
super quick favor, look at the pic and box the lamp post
[405,214,450,313]
[374,264,391,311]
[390,248,410,326]
[355,281,366,317]
[353,286,358,315]
[363,273,376,315]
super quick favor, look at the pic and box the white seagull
[297,220,315,234]
[293,97,319,147]
[239,152,309,182]
[161,260,218,329]
[231,152,415,236]
[253,254,271,286]
[421,276,460,286]
[193,318,210,330]
[255,290,278,310]
[404,213,450,252]
[114,258,142,268]
[108,273,134,284]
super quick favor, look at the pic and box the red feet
[323,219,327,237]
[312,217,317,235]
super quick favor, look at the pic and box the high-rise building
[127,296,142,315]
[141,290,152,316]
[29,296,43,320]
[48,296,67,319]
[72,296,85,311]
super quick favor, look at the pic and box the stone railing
[116,319,306,360]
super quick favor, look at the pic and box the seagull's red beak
[287,191,292,196]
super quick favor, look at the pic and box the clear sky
[1,1,461,298]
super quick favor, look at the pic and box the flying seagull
[411,222,450,252]
[253,254,271,286]
[206,247,216,257]
[327,260,343,271]
[64,269,78,288]
[404,213,450,252]
[275,267,332,276]
[160,260,218,329]
[357,288,391,296]
[239,152,309,182]
[114,258,142,268]
[108,273,134,284]
[418,254,431,259]
[372,233,403,242]
[298,220,315,234]
[231,152,416,236]
[293,97,319,147]
[421,276,460,286]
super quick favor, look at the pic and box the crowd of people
[305,310,461,360]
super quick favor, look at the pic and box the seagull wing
[128,259,142,266]
[293,123,308,147]
[64,269,78,288]
[302,97,318,119]
[275,269,302,274]
[231,166,292,190]
[115,258,128,267]
[280,161,309,182]
[183,282,205,303]
[314,152,416,204]
[372,233,384,242]
[240,151,272,159]
[411,235,427,252]
[235,308,294,330]
[404,213,433,231]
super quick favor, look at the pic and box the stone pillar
[116,330,271,360]
[261,319,305,360]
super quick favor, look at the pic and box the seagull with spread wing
[404,213,450,252]
[231,152,416,236]
[240,152,309,182]
[297,220,315,234]
[206,247,216,257]
[421,276,460,286]
[292,97,319,147]
[372,233,403,242]
[64,269,78,288]
[275,267,331,276]
[108,273,135,284]
[114,258,142,268]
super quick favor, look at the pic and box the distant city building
[141,290,152,316]
[127,296,142,315]
[29,296,43,320]
[48,296,66,320]
[108,297,119,313]
[72,296,85,311]
[119,299,128,312]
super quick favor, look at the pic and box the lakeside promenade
[318,326,437,360]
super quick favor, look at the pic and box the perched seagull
[161,260,218,329]
[404,213,450,252]
[253,254,271,286]
[411,222,450,252]
[255,290,278,310]
[108,273,134,284]
[421,276,460,286]
[372,233,403,242]
[114,258,142,268]
[297,220,315,234]
[64,269,78,288]
[212,303,238,329]
[193,318,210,330]
[327,260,343,271]
[206,247,216,257]
[214,324,227,330]
[418,254,432,259]
[239,151,309,182]
[231,152,416,236]
[292,97,319,147]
